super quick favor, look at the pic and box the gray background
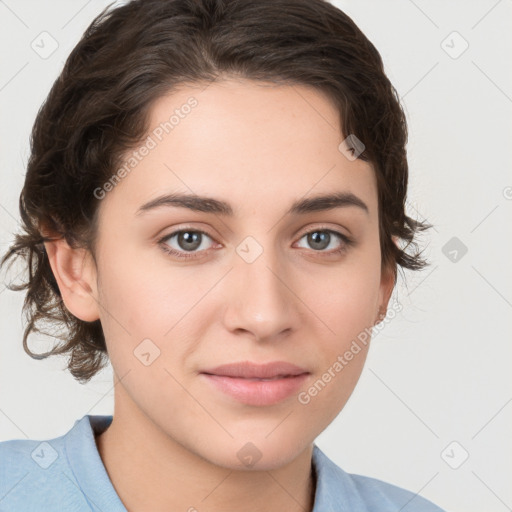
[1,1,511,511]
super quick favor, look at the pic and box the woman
[0,0,443,510]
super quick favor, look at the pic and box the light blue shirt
[0,414,445,511]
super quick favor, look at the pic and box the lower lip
[201,373,309,406]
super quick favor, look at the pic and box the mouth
[200,361,310,406]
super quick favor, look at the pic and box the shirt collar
[311,442,363,512]
[67,414,355,512]
[65,414,126,511]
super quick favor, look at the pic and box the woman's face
[90,78,394,470]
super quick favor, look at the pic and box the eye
[157,226,354,261]
[158,229,217,260]
[295,228,353,255]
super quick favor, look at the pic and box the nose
[222,242,300,342]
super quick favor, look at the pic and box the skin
[44,78,395,512]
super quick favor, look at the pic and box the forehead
[100,79,377,222]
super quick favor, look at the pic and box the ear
[43,231,100,322]
[376,263,395,323]
[375,239,398,324]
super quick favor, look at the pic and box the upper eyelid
[163,224,347,238]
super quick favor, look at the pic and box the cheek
[309,258,381,341]
[96,248,216,381]
[95,259,197,412]
[300,252,381,413]
[97,246,195,336]
[299,274,377,422]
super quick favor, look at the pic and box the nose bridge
[224,235,296,339]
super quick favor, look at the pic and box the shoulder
[0,418,96,511]
[312,445,445,512]
[346,472,445,512]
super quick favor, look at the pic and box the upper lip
[201,361,309,379]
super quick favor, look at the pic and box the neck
[95,405,316,512]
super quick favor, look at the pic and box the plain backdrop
[1,1,511,511]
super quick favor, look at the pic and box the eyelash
[157,225,354,261]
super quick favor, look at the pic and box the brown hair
[1,0,432,384]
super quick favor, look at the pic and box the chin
[193,433,312,472]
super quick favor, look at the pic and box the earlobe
[43,235,100,322]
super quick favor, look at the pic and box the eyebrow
[135,191,369,217]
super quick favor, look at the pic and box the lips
[201,361,309,379]
[200,361,310,406]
